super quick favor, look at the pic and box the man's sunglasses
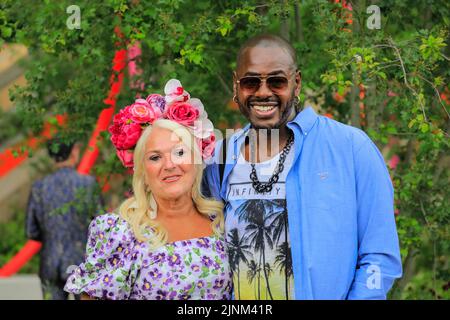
[236,75,292,94]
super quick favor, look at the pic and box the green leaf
[408,119,417,128]
[420,123,429,133]
[153,41,164,55]
[1,27,12,38]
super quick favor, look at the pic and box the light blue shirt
[203,106,402,299]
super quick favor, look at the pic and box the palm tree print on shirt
[227,228,251,300]
[227,199,294,300]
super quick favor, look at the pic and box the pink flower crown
[108,79,216,168]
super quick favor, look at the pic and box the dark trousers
[41,278,80,300]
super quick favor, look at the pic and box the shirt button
[304,131,308,136]
[232,155,237,160]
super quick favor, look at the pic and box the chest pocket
[302,166,347,211]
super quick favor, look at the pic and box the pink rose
[200,133,216,159]
[165,101,200,126]
[146,94,166,113]
[117,149,134,168]
[129,100,161,124]
[108,120,125,146]
[110,122,142,150]
[108,122,121,136]
[112,107,132,126]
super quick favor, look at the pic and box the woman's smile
[161,174,182,183]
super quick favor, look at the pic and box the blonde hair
[119,119,224,248]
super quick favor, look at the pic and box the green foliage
[0,209,39,274]
[0,109,23,144]
[48,183,105,219]
[1,0,449,299]
[401,271,450,300]
[419,34,447,62]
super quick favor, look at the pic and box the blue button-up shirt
[203,106,402,299]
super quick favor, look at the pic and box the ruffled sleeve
[64,213,142,300]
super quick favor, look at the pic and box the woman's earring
[233,95,238,103]
[148,209,157,220]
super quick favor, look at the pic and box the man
[203,34,402,299]
[26,137,104,300]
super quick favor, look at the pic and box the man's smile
[249,101,279,118]
[251,105,278,117]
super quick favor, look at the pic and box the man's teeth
[253,105,276,111]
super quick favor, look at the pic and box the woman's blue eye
[175,149,185,157]
[149,155,160,161]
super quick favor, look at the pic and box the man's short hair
[46,136,74,163]
[236,34,298,71]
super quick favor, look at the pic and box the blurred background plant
[0,208,39,274]
[0,0,448,299]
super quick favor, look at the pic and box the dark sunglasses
[236,75,291,93]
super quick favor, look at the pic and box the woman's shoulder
[90,212,129,230]
[65,213,143,300]
[88,212,136,243]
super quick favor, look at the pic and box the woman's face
[143,126,197,201]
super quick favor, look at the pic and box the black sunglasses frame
[236,73,295,94]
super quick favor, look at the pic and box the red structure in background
[0,33,130,277]
[0,240,43,277]
[0,115,67,178]
[77,49,126,175]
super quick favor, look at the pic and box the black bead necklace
[249,133,294,194]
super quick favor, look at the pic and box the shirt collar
[289,106,318,135]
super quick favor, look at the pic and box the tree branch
[440,53,450,61]
[350,72,361,129]
[388,38,428,123]
[279,0,290,40]
[416,73,450,120]
[390,248,418,299]
[216,73,233,97]
[419,199,438,299]
[294,2,304,43]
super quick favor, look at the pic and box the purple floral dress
[64,213,232,300]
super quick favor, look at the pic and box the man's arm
[347,139,403,300]
[25,185,42,241]
[201,139,224,201]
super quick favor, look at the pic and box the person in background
[26,136,104,300]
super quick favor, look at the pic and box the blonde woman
[64,80,232,300]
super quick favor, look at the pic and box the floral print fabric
[64,213,232,300]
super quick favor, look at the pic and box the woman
[64,80,232,300]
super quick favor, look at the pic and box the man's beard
[237,92,299,130]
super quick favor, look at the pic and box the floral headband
[108,79,216,168]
